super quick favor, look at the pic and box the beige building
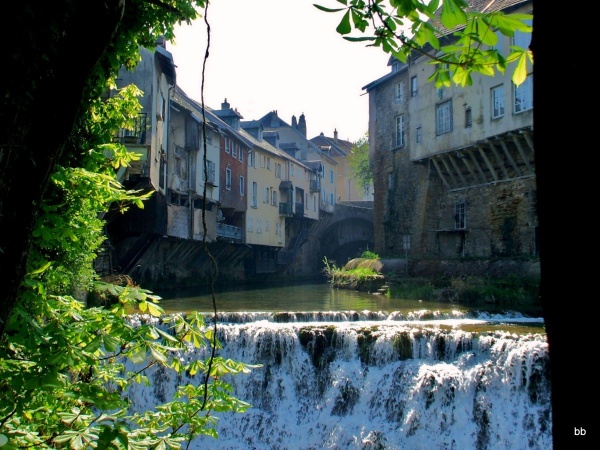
[258,111,339,215]
[363,0,535,259]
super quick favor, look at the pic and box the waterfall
[126,312,551,450]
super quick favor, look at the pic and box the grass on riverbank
[387,274,541,313]
[323,255,541,314]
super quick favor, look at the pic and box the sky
[168,0,390,144]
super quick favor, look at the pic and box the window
[410,76,418,97]
[275,163,281,178]
[263,187,269,203]
[329,169,334,184]
[416,126,422,144]
[239,175,245,195]
[290,162,295,177]
[465,108,472,128]
[305,193,309,207]
[239,147,244,162]
[248,217,253,232]
[251,182,258,207]
[265,220,270,232]
[248,150,254,167]
[455,201,466,229]
[174,145,187,180]
[225,137,230,154]
[225,167,232,190]
[436,87,443,99]
[388,173,394,190]
[436,100,453,135]
[330,193,334,205]
[513,19,532,49]
[267,157,271,170]
[514,75,533,113]
[491,85,505,119]
[394,115,405,147]
[261,155,266,168]
[232,142,237,159]
[271,190,277,206]
[395,82,404,102]
[205,160,216,184]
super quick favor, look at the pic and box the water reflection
[158,281,451,314]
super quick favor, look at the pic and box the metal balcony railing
[217,223,243,241]
[116,113,148,145]
[310,179,321,192]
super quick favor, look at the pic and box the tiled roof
[309,133,354,158]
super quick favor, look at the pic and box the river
[127,281,550,449]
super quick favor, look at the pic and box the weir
[125,312,551,449]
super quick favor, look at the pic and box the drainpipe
[165,85,174,202]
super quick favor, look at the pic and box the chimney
[334,128,338,143]
[221,98,230,110]
[298,113,307,138]
[156,36,167,48]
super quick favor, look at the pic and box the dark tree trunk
[0,0,124,336]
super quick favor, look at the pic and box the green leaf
[128,344,147,364]
[313,4,345,13]
[440,0,468,30]
[336,10,352,35]
[512,52,528,86]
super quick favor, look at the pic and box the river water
[128,282,550,449]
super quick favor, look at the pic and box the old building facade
[363,0,535,260]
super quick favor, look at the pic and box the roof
[309,132,355,157]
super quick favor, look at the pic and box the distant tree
[347,133,373,193]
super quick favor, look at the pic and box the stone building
[362,0,535,260]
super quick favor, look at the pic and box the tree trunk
[0,0,125,336]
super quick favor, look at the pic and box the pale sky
[168,0,390,144]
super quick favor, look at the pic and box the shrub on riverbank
[386,274,541,313]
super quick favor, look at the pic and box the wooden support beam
[499,139,522,177]
[468,149,488,183]
[511,133,533,174]
[459,151,482,184]
[448,153,467,186]
[440,155,459,187]
[477,144,498,181]
[487,141,509,179]
[431,157,452,188]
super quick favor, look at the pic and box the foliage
[315,0,533,87]
[0,1,258,444]
[386,274,540,310]
[360,249,380,260]
[323,257,380,282]
[347,133,373,193]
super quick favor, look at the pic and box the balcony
[115,113,148,145]
[294,202,304,217]
[279,202,293,216]
[310,179,321,192]
[217,223,243,242]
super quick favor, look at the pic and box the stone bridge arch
[318,202,375,267]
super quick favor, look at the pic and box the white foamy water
[125,312,550,449]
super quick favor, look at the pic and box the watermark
[574,427,586,436]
